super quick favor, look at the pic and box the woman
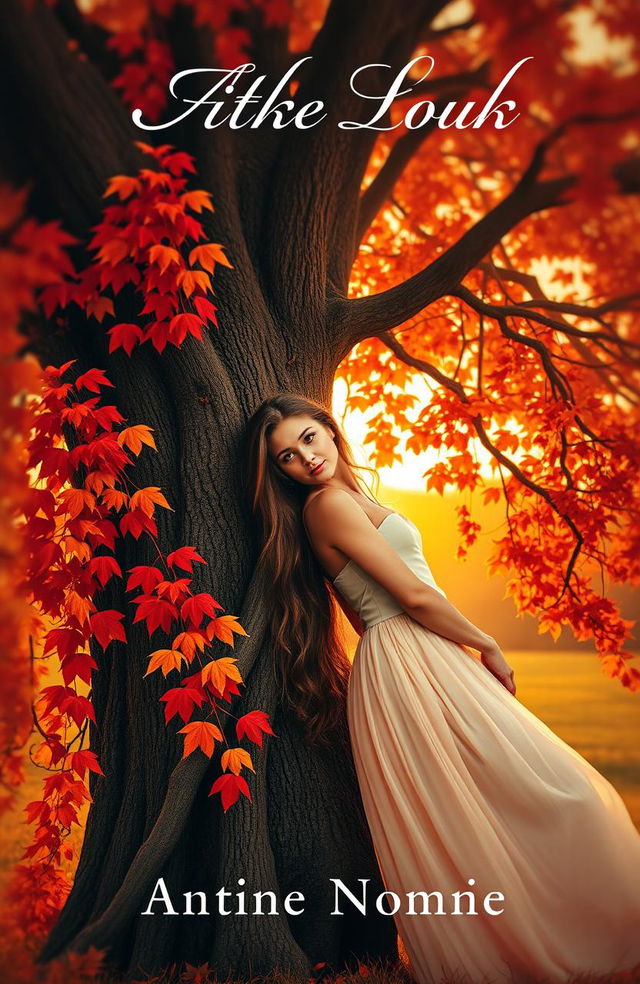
[245,392,640,984]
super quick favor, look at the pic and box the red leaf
[166,546,207,573]
[120,507,158,539]
[132,595,178,635]
[235,710,275,748]
[60,693,96,728]
[193,295,218,327]
[160,686,205,725]
[168,313,204,346]
[88,555,122,588]
[209,773,252,812]
[108,322,143,355]
[126,564,163,594]
[60,651,98,686]
[75,368,114,393]
[90,610,126,650]
[70,749,104,780]
[181,593,223,628]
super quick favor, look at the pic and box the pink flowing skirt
[346,613,640,984]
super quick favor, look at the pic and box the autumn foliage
[0,145,273,948]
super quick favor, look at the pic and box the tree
[1,0,639,979]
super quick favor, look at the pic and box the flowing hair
[244,393,379,744]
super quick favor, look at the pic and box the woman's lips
[310,461,325,475]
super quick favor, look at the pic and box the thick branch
[337,104,640,350]
[0,0,142,234]
[335,144,575,349]
[355,89,468,243]
[267,0,447,300]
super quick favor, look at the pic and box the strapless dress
[334,512,640,984]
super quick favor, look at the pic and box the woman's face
[267,414,339,486]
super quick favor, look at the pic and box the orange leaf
[144,648,187,677]
[117,424,157,455]
[148,244,182,274]
[180,190,214,213]
[130,486,172,516]
[179,720,223,758]
[221,747,254,776]
[101,488,130,511]
[173,630,206,660]
[67,590,93,623]
[201,657,243,694]
[206,615,249,647]
[188,243,232,273]
[177,269,211,297]
[103,175,141,201]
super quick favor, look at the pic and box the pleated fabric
[347,613,640,984]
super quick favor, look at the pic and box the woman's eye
[305,432,315,442]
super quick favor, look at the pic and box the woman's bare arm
[307,488,516,694]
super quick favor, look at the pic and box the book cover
[0,1,639,983]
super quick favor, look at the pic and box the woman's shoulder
[303,487,364,527]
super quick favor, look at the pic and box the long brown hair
[244,393,379,744]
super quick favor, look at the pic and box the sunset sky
[334,380,640,654]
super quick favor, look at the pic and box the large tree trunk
[27,302,398,979]
[0,0,462,975]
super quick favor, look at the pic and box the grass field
[506,649,640,828]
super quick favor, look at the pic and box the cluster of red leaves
[10,358,274,936]
[0,184,75,819]
[0,146,272,942]
[108,31,174,123]
[41,142,231,354]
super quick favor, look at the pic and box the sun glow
[332,377,520,492]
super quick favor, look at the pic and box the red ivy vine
[3,146,273,939]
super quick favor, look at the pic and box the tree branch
[266,0,448,303]
[355,89,468,244]
[335,140,575,349]
[0,0,142,234]
[377,330,585,604]
[394,59,491,101]
[335,100,640,350]
[453,285,640,358]
[476,262,640,403]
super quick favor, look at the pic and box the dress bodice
[332,512,447,630]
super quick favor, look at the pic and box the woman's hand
[479,638,516,696]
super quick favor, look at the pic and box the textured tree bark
[0,0,462,976]
[27,307,399,980]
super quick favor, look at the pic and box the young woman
[245,392,640,984]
